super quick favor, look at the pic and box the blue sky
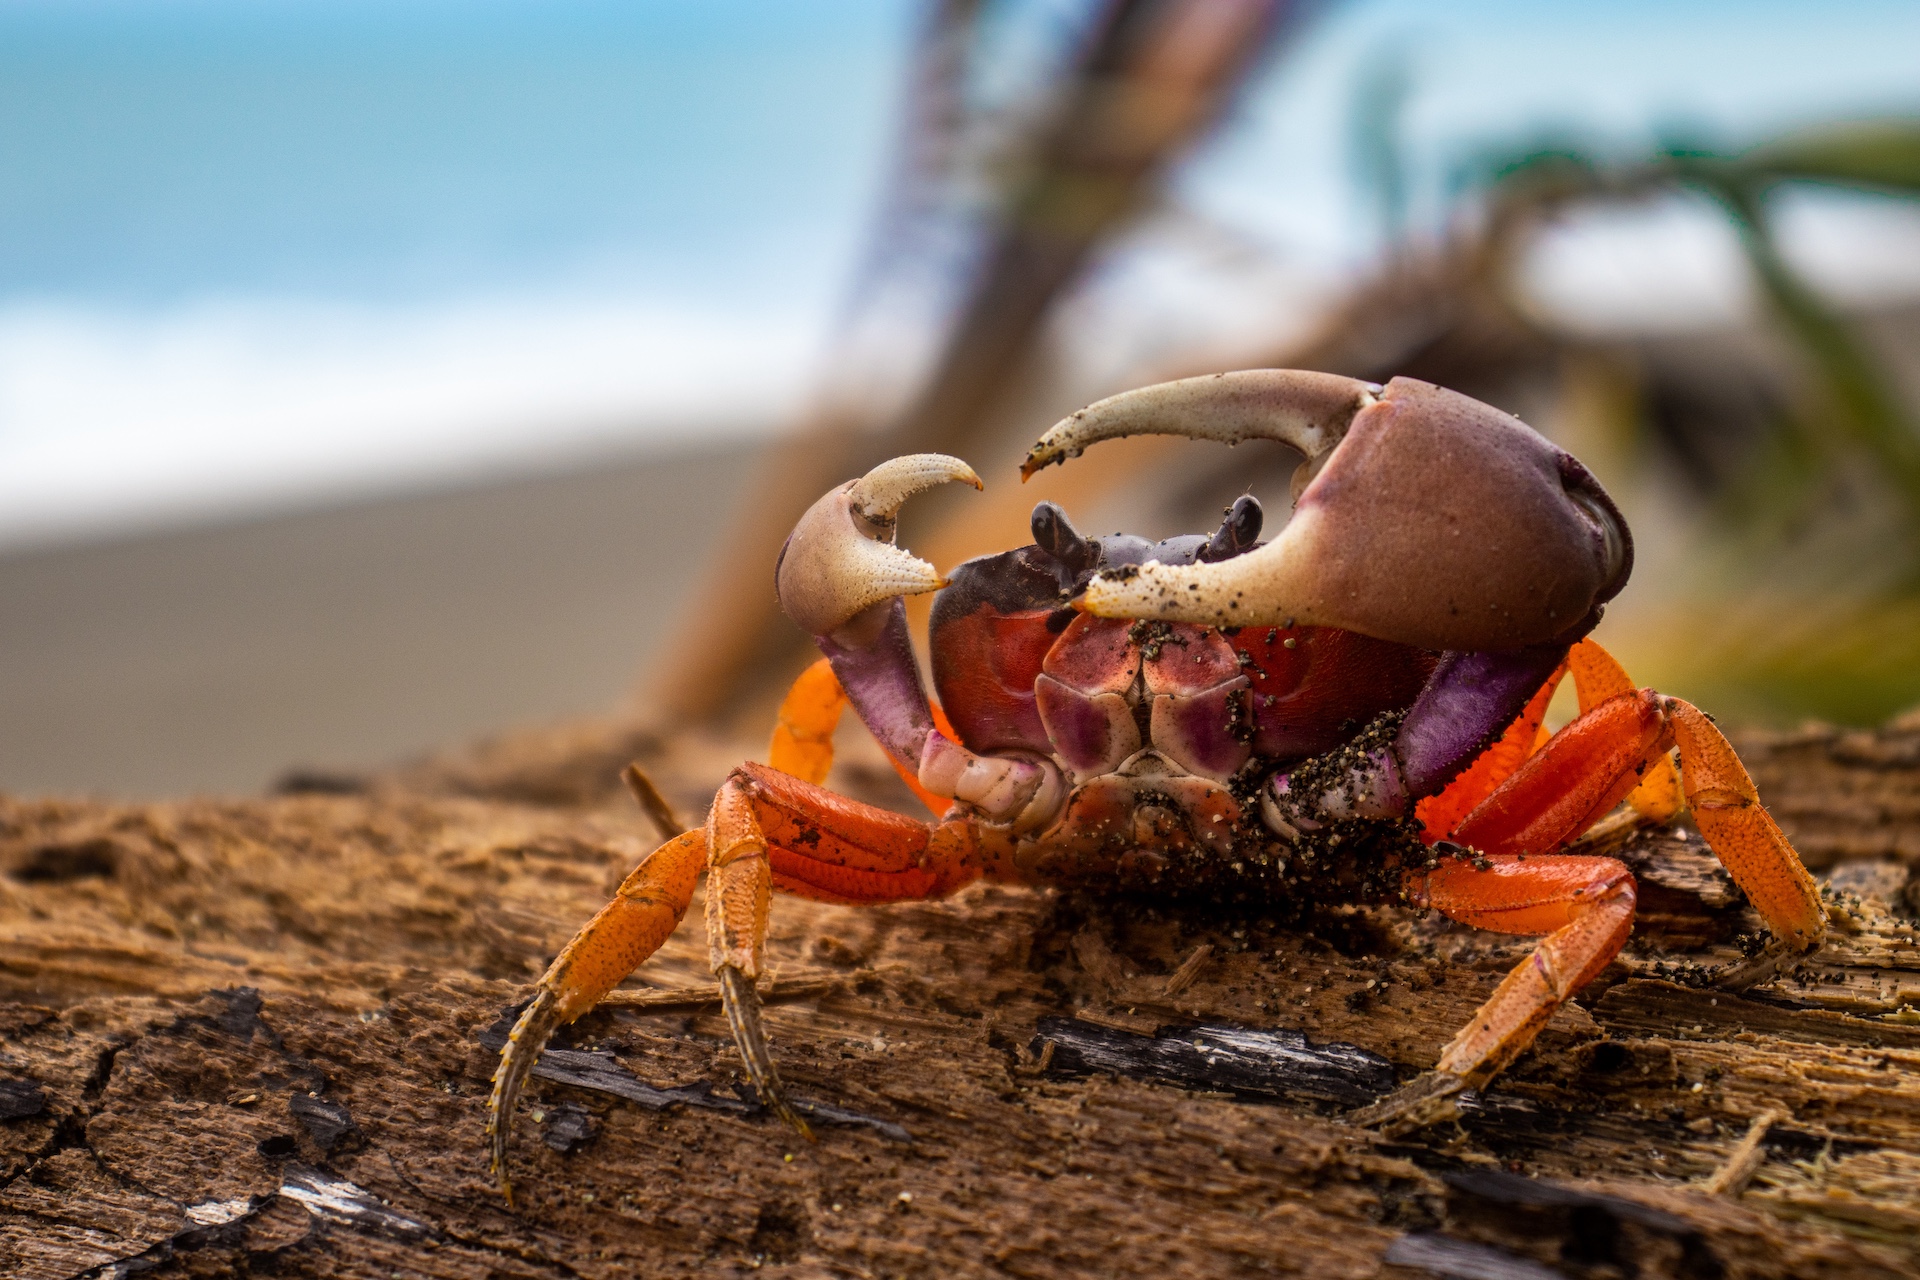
[0,0,1915,545]
[0,0,910,306]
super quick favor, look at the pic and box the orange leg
[490,660,988,1199]
[702,762,986,1135]
[1416,638,1683,840]
[488,827,705,1198]
[1446,689,1822,955]
[1665,698,1823,958]
[769,657,847,786]
[1412,854,1637,1086]
[1359,683,1822,1130]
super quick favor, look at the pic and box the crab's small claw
[1032,372,1632,653]
[776,454,982,643]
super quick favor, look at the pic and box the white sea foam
[0,293,816,548]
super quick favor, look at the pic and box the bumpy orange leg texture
[1664,698,1823,950]
[1410,854,1637,1086]
[706,760,988,1138]
[1385,686,1823,1113]
[488,828,705,1198]
[769,658,846,785]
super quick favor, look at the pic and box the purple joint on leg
[1396,643,1571,798]
[816,599,936,771]
[1258,643,1569,835]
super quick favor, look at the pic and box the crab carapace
[487,370,1826,1199]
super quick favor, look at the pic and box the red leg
[725,762,985,906]
[1447,689,1671,857]
[703,762,986,1137]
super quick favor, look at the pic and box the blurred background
[3,0,1918,797]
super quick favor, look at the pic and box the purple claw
[777,456,1064,833]
[1034,372,1632,652]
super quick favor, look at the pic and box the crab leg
[769,657,848,787]
[707,762,986,1133]
[1451,685,1822,948]
[488,827,705,1200]
[490,764,988,1198]
[1664,698,1825,968]
[1447,688,1674,857]
[1413,638,1683,839]
[1562,640,1683,820]
[490,657,983,1200]
[1416,853,1638,1087]
[1360,684,1823,1130]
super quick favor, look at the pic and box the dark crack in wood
[1384,1231,1571,1280]
[1031,1016,1396,1107]
[475,1026,911,1142]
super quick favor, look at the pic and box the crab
[486,370,1825,1198]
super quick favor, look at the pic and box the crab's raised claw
[1021,369,1376,489]
[776,454,982,644]
[1039,373,1632,653]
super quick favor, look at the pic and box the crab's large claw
[1028,372,1631,652]
[777,454,982,644]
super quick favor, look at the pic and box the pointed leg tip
[485,988,565,1207]
[1348,1070,1469,1135]
[781,1107,816,1143]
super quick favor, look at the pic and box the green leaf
[1739,118,1920,194]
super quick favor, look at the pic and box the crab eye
[1030,501,1095,572]
[1200,495,1263,563]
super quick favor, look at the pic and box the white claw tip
[778,454,981,637]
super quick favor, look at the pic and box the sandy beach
[0,442,753,797]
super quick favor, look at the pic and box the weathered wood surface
[1,714,1917,1278]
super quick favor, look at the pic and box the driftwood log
[1,712,1917,1278]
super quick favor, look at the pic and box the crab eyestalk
[776,453,982,644]
[1032,373,1632,653]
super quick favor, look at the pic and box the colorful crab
[487,370,1825,1197]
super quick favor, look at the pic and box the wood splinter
[1164,944,1215,996]
[598,974,845,1015]
[1700,1108,1787,1197]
